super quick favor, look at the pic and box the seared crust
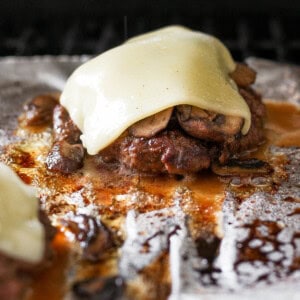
[98,88,265,175]
[219,87,266,164]
[120,130,211,174]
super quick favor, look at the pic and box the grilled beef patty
[98,87,265,174]
[21,63,265,175]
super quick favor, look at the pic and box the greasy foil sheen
[0,56,299,299]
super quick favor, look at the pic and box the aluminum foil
[247,57,300,106]
[0,56,89,146]
[0,56,299,299]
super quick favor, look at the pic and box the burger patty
[98,87,265,174]
[21,64,265,175]
[95,64,264,174]
[120,130,211,174]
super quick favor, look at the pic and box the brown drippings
[137,172,225,236]
[234,218,300,284]
[264,101,300,147]
[180,173,225,238]
[126,251,171,300]
[237,220,283,264]
[283,196,300,203]
[27,232,71,300]
[7,147,35,168]
[2,100,300,299]
[287,208,300,216]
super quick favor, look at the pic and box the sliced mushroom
[230,63,256,87]
[211,158,273,176]
[176,105,244,142]
[45,141,84,174]
[53,105,82,144]
[129,107,173,138]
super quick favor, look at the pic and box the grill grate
[1,15,300,63]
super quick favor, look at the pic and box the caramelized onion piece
[212,158,273,176]
[230,63,256,87]
[177,105,243,142]
[129,107,173,138]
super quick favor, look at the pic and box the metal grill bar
[1,15,300,63]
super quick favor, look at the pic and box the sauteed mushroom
[176,105,243,142]
[129,108,173,138]
[211,158,273,176]
[230,63,256,87]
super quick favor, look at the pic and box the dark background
[1,0,300,63]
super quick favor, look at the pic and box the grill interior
[1,13,300,64]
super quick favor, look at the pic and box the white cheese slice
[0,163,45,263]
[61,26,251,155]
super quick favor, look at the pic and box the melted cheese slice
[0,163,45,263]
[61,26,251,155]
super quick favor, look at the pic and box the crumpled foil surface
[247,57,300,106]
[0,56,89,145]
[0,56,299,299]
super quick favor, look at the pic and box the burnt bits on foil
[0,56,300,299]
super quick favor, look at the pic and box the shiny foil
[0,56,299,299]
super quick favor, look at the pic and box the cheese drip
[61,26,251,155]
[0,163,45,263]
